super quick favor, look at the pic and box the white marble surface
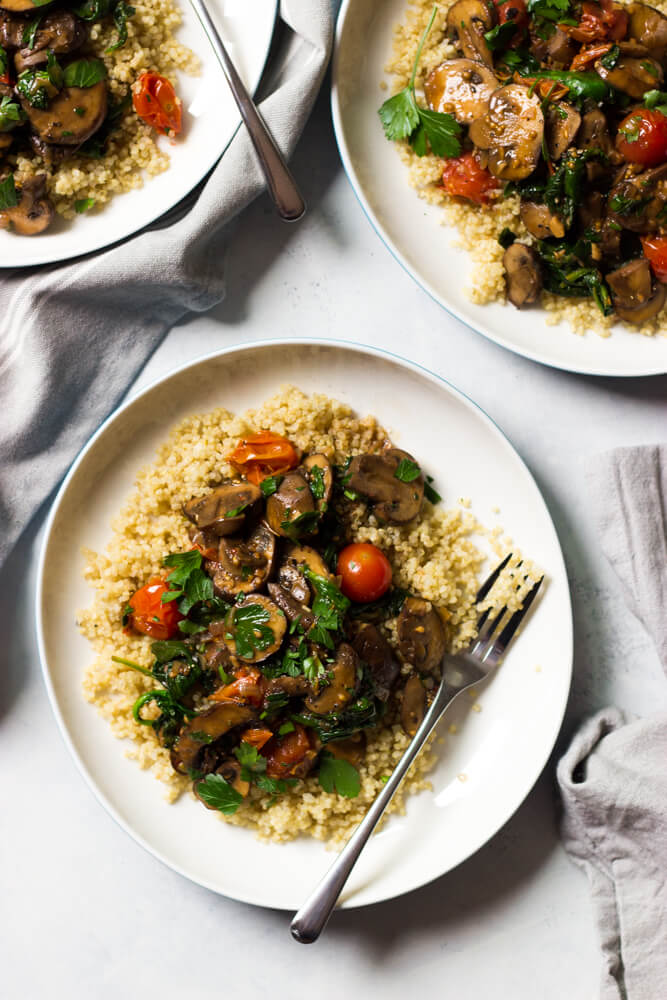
[3,83,667,1000]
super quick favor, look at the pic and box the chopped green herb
[260,474,283,498]
[75,197,95,213]
[0,173,18,211]
[228,603,275,660]
[195,774,243,815]
[394,458,421,483]
[317,751,361,798]
[498,227,516,249]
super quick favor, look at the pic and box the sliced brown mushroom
[263,674,312,701]
[608,162,667,233]
[171,702,257,774]
[545,27,576,65]
[0,11,25,48]
[14,10,87,73]
[576,109,615,158]
[595,56,663,98]
[607,259,666,323]
[267,583,315,629]
[27,134,73,168]
[397,597,446,675]
[424,58,498,124]
[352,623,400,701]
[469,84,544,181]
[0,174,54,236]
[303,643,360,715]
[545,101,581,161]
[224,594,287,664]
[520,200,565,239]
[21,79,107,145]
[446,0,496,67]
[346,447,424,524]
[400,675,427,736]
[183,479,262,537]
[302,453,333,509]
[281,543,333,585]
[194,760,250,804]
[208,521,276,598]
[265,469,318,538]
[628,2,667,61]
[326,734,365,766]
[503,243,542,308]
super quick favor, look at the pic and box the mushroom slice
[171,702,257,774]
[22,80,108,145]
[209,521,276,598]
[397,597,446,675]
[469,85,544,181]
[182,479,262,537]
[424,58,498,125]
[0,174,54,236]
[302,453,333,508]
[545,27,576,65]
[400,676,427,736]
[278,543,334,602]
[267,583,315,629]
[545,102,581,161]
[14,10,87,73]
[265,469,318,538]
[503,243,543,308]
[282,543,333,582]
[446,0,496,67]
[608,163,667,233]
[264,674,312,701]
[223,594,287,664]
[346,447,424,524]
[519,200,565,240]
[628,2,667,61]
[607,259,666,324]
[194,760,250,803]
[304,643,360,715]
[352,623,400,701]
[595,56,663,98]
[576,109,614,157]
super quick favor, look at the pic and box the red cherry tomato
[441,152,501,206]
[616,109,667,167]
[227,431,299,485]
[495,0,529,42]
[336,543,393,603]
[132,72,182,137]
[560,0,627,41]
[264,725,311,779]
[211,667,266,707]
[641,236,667,283]
[126,577,183,639]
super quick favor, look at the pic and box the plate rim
[35,336,574,909]
[330,0,667,379]
[1,0,279,269]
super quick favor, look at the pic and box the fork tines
[471,555,543,665]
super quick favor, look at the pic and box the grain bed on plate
[385,0,667,338]
[79,386,530,846]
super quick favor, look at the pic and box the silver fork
[290,555,543,943]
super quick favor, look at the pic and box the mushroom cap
[400,675,427,736]
[628,1,667,60]
[469,84,544,181]
[397,597,447,675]
[223,594,287,664]
[503,242,543,309]
[182,480,262,537]
[303,643,360,715]
[446,0,496,67]
[346,447,424,524]
[171,702,257,774]
[424,58,498,124]
[607,258,666,323]
[608,163,667,233]
[208,521,276,599]
[519,201,565,240]
[21,81,108,145]
[595,55,664,98]
[265,469,318,538]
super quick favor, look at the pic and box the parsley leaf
[280,509,321,539]
[260,474,283,498]
[394,458,421,483]
[0,174,19,210]
[195,774,243,815]
[75,197,95,213]
[308,463,326,501]
[306,570,350,634]
[317,751,361,798]
[228,603,275,659]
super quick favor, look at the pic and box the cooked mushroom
[397,597,446,675]
[281,543,333,587]
[303,643,360,715]
[223,594,287,664]
[0,11,24,48]
[194,760,249,804]
[423,58,498,124]
[263,674,312,700]
[400,675,427,736]
[346,447,424,524]
[182,479,261,537]
[267,583,315,629]
[628,2,667,61]
[326,734,365,766]
[265,469,318,538]
[21,80,107,145]
[446,0,496,67]
[595,56,663,98]
[503,243,542,308]
[171,702,256,774]
[0,174,53,236]
[27,134,72,168]
[545,27,576,65]
[545,101,581,161]
[208,521,276,598]
[468,84,544,181]
[520,200,565,239]
[576,109,615,157]
[608,162,667,233]
[606,258,666,323]
[352,623,400,701]
[302,454,333,508]
[14,10,87,72]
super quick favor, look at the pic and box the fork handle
[290,680,461,944]
[189,0,306,222]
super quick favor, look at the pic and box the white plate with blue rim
[331,0,667,377]
[36,339,573,909]
[0,0,277,268]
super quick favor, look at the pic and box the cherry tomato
[337,543,393,603]
[211,667,266,707]
[132,72,182,137]
[264,724,311,779]
[569,41,613,71]
[641,236,667,283]
[617,109,667,167]
[241,727,274,750]
[495,0,529,42]
[441,152,501,206]
[125,577,183,639]
[560,0,627,42]
[227,431,300,485]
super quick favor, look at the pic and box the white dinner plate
[331,0,667,377]
[36,339,573,910]
[0,0,277,268]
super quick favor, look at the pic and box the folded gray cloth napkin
[557,445,667,1000]
[0,0,333,567]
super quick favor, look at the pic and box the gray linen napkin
[0,0,333,566]
[557,445,667,1000]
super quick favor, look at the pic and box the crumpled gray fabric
[557,445,667,1000]
[0,0,333,567]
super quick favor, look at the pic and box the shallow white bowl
[36,339,573,909]
[331,0,667,377]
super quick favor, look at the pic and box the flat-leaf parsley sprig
[378,5,462,158]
